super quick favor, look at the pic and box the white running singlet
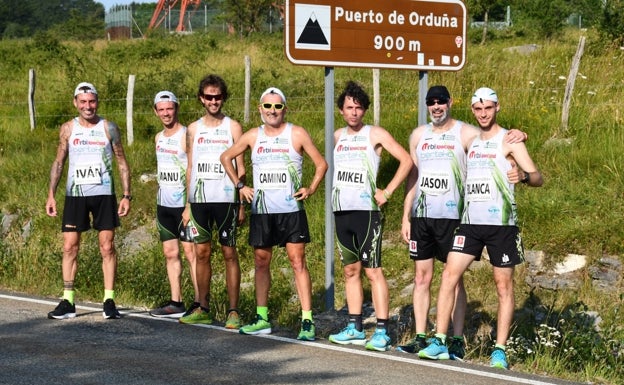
[188,116,236,203]
[156,126,187,208]
[462,128,517,225]
[332,125,380,212]
[250,123,303,214]
[413,121,466,219]
[66,118,114,197]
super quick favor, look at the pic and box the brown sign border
[285,0,467,71]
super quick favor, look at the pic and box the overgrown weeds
[0,28,622,384]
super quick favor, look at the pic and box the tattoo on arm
[49,123,70,194]
[106,120,131,194]
[107,120,121,145]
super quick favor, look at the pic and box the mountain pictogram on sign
[296,13,328,45]
[294,4,331,50]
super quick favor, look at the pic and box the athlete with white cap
[46,81,131,320]
[419,86,543,369]
[148,91,201,319]
[220,86,328,340]
[398,85,527,358]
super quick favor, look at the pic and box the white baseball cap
[260,87,286,104]
[74,82,98,96]
[154,90,179,106]
[471,87,498,105]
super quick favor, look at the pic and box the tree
[465,0,507,44]
[209,0,279,36]
[0,0,105,39]
[599,0,624,46]
[48,8,106,40]
[512,0,571,38]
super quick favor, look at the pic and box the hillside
[0,30,622,383]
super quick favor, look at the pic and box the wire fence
[105,5,283,38]
[6,82,621,136]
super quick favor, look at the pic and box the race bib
[335,166,367,189]
[196,160,225,180]
[466,176,493,202]
[419,171,450,196]
[74,163,102,185]
[158,165,183,187]
[257,165,289,189]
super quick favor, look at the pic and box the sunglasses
[261,102,285,110]
[202,93,223,101]
[426,98,449,106]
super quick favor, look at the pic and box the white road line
[2,293,561,385]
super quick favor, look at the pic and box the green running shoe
[225,309,241,329]
[179,307,213,324]
[297,319,315,341]
[239,314,272,335]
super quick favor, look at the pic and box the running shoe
[103,299,121,319]
[179,307,213,324]
[297,319,315,341]
[225,309,241,329]
[182,302,200,317]
[490,347,509,369]
[149,301,186,318]
[47,299,76,320]
[328,323,367,346]
[449,336,466,360]
[396,335,427,354]
[239,314,272,335]
[365,328,391,351]
[418,337,450,360]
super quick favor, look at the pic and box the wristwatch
[236,181,245,189]
[122,194,133,201]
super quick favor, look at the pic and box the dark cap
[426,85,451,100]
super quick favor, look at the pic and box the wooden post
[373,69,380,126]
[244,55,251,124]
[561,36,585,134]
[28,69,36,131]
[127,74,135,146]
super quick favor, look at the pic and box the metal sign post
[284,0,467,310]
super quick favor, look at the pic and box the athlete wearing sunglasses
[179,74,245,329]
[220,87,328,341]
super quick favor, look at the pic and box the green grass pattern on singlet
[415,192,427,217]
[175,157,188,202]
[332,186,341,211]
[254,189,267,214]
[490,159,515,225]
[102,147,113,191]
[194,178,205,202]
[449,152,464,217]
[286,157,303,211]
[363,158,379,210]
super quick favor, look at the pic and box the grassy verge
[0,29,622,384]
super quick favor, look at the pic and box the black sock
[376,318,388,329]
[349,314,363,331]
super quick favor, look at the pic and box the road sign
[285,0,467,71]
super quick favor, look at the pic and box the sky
[98,0,156,11]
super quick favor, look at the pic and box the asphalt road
[0,292,585,385]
